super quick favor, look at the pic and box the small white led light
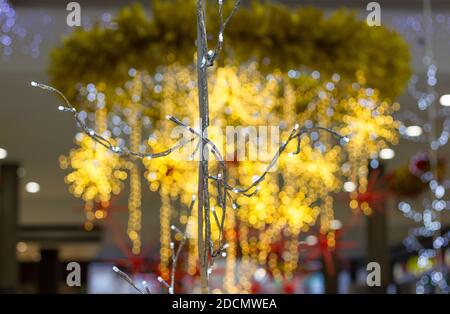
[439,94,450,107]
[305,235,318,246]
[406,125,423,137]
[343,181,356,192]
[254,268,267,282]
[0,148,7,159]
[25,182,40,193]
[379,148,395,160]
[330,219,343,230]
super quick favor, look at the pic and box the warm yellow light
[60,110,125,203]
[137,65,400,283]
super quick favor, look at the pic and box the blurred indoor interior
[1,0,450,294]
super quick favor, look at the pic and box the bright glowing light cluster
[48,62,399,290]
[337,77,399,214]
[135,64,399,286]
[60,131,126,203]
[36,0,403,292]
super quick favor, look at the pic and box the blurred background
[1,0,450,294]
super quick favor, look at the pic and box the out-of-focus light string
[396,0,450,294]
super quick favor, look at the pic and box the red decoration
[74,194,159,275]
[301,214,359,276]
[354,168,391,214]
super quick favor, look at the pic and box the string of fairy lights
[111,195,195,294]
[395,0,450,294]
[32,0,241,293]
[31,76,345,288]
[31,0,403,293]
[31,63,401,292]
